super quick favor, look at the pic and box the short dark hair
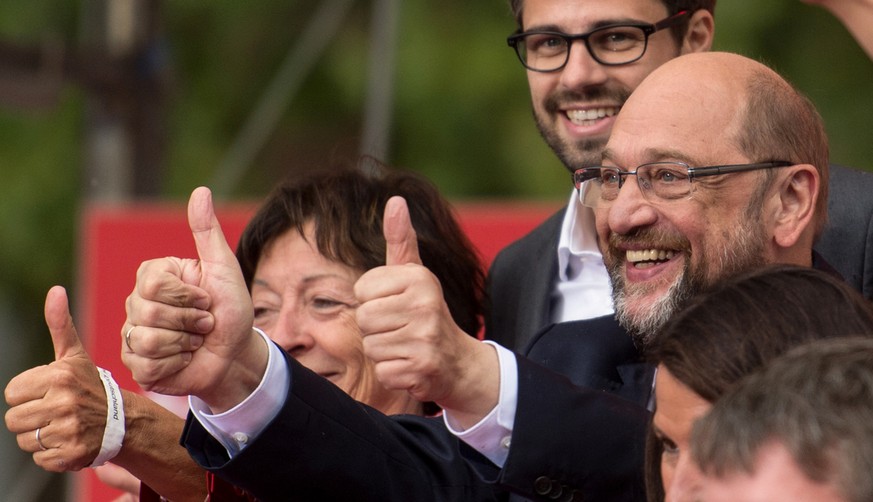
[235,161,485,338]
[692,338,873,502]
[508,0,717,43]
[644,265,873,501]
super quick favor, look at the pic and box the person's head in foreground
[691,337,873,502]
[573,51,830,347]
[506,0,716,169]
[645,265,873,501]
[235,163,485,415]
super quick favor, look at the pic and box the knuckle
[134,330,163,355]
[124,294,134,316]
[70,443,95,466]
[130,360,161,388]
[165,286,194,307]
[52,456,71,472]
[50,398,77,420]
[4,385,19,406]
[139,270,167,299]
[49,365,81,389]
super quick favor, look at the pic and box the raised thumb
[384,196,422,266]
[44,285,84,361]
[187,186,236,268]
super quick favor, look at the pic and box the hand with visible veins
[4,286,205,502]
[355,196,500,428]
[122,187,267,413]
[5,286,111,472]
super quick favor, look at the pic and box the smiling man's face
[523,0,686,170]
[593,54,775,345]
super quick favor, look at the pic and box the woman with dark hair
[6,163,497,501]
[233,164,485,418]
[645,264,873,502]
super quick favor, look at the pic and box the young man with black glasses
[486,0,715,354]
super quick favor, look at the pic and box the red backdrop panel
[74,199,559,501]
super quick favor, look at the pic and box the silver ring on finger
[125,325,136,351]
[35,427,48,451]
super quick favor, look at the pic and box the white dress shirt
[444,192,613,466]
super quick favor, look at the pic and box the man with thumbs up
[124,52,834,502]
[7,169,503,501]
[123,183,645,501]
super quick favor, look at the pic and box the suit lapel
[515,211,563,347]
[523,316,652,407]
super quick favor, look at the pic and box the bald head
[593,52,829,343]
[631,51,778,102]
[606,51,829,236]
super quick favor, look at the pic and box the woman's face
[251,225,415,415]
[653,365,712,501]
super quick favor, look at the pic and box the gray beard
[610,259,700,348]
[611,206,770,348]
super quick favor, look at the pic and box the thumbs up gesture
[355,197,499,423]
[122,187,267,412]
[4,286,114,471]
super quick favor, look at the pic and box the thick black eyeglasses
[573,161,794,207]
[507,10,689,72]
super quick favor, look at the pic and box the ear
[681,10,715,54]
[771,165,820,249]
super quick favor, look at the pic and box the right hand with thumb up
[122,187,268,413]
[354,197,500,425]
[4,285,118,471]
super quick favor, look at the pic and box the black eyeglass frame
[507,10,690,72]
[573,160,795,206]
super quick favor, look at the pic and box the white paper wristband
[90,367,125,467]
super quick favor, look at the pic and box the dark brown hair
[235,161,485,338]
[693,338,873,502]
[644,264,873,501]
[508,0,716,44]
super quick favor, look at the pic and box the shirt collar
[557,190,602,281]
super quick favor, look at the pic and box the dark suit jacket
[481,213,654,501]
[817,164,873,299]
[479,165,872,500]
[179,166,871,502]
[495,318,652,501]
[485,210,563,351]
[181,349,506,502]
[181,337,649,501]
[485,209,565,352]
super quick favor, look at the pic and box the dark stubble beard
[609,199,771,348]
[533,87,631,172]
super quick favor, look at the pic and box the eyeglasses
[507,10,690,72]
[573,161,794,207]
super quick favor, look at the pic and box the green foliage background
[0,0,871,378]
[0,0,873,352]
[0,0,871,498]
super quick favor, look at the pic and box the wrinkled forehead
[605,70,746,166]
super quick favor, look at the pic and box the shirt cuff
[443,340,517,467]
[189,327,289,457]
